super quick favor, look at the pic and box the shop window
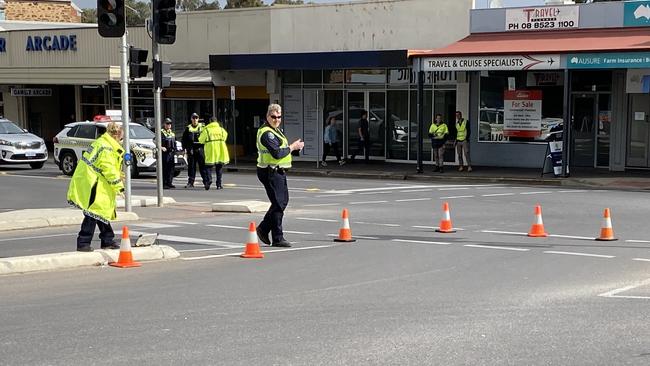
[303,70,322,84]
[81,86,104,104]
[386,90,408,160]
[571,71,612,92]
[479,71,564,144]
[324,70,344,84]
[345,69,386,84]
[281,70,301,84]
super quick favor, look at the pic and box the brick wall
[5,0,81,23]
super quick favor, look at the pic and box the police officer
[182,112,208,188]
[256,104,304,248]
[161,118,176,189]
[199,117,230,190]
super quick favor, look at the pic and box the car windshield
[0,121,25,134]
[130,124,155,139]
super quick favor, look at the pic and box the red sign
[503,90,543,138]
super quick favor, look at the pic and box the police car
[0,118,48,169]
[53,116,186,176]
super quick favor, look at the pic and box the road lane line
[179,247,243,253]
[392,239,450,245]
[632,258,650,262]
[481,230,528,235]
[167,221,199,225]
[0,232,76,242]
[440,195,475,199]
[132,223,180,229]
[627,240,650,243]
[360,191,390,195]
[315,194,352,198]
[395,198,431,202]
[130,231,242,248]
[297,217,338,222]
[327,234,379,240]
[544,251,615,258]
[412,225,465,231]
[464,244,529,252]
[349,201,388,205]
[303,203,340,207]
[599,278,650,299]
[519,191,552,195]
[354,221,400,227]
[481,230,594,240]
[283,230,313,235]
[558,190,587,193]
[400,189,433,193]
[181,244,337,261]
[482,193,515,197]
[550,234,594,240]
[438,187,470,191]
[206,224,247,230]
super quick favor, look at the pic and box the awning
[409,28,650,58]
[210,50,408,70]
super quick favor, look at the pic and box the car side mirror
[23,128,28,133]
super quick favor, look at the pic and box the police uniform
[199,119,230,190]
[428,121,449,172]
[455,118,471,170]
[161,124,176,188]
[182,121,208,187]
[256,123,292,247]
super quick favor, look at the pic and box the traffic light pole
[153,39,164,207]
[120,32,132,212]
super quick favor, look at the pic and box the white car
[53,120,186,176]
[0,118,48,169]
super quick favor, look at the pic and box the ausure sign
[624,1,650,27]
[567,52,650,69]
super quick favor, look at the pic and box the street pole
[152,31,163,206]
[416,58,425,174]
[231,86,237,169]
[120,32,132,212]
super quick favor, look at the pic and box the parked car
[326,107,410,144]
[0,118,48,169]
[53,119,187,176]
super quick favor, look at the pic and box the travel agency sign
[423,54,561,72]
[506,5,579,31]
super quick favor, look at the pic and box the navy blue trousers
[257,167,289,243]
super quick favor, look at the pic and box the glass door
[627,94,650,167]
[345,91,386,160]
[571,94,597,167]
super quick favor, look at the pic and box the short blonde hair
[106,122,122,138]
[267,104,282,117]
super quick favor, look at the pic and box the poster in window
[503,90,542,138]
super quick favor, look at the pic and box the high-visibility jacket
[456,118,468,141]
[183,123,205,150]
[199,121,230,165]
[67,133,124,223]
[429,122,449,140]
[256,125,292,168]
[161,128,176,152]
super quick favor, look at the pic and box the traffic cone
[334,208,356,242]
[596,208,618,241]
[527,204,548,237]
[241,222,264,258]
[109,226,141,268]
[435,202,456,233]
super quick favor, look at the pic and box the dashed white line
[206,224,247,230]
[550,234,594,240]
[283,230,313,235]
[167,221,199,225]
[519,191,552,195]
[315,194,352,198]
[354,221,400,227]
[181,244,337,261]
[481,230,528,236]
[132,223,180,229]
[440,195,475,199]
[130,231,241,248]
[438,187,470,191]
[303,203,340,207]
[544,251,615,259]
[626,240,650,243]
[558,190,586,193]
[327,234,380,240]
[480,230,594,240]
[482,193,515,197]
[391,239,450,245]
[395,198,432,202]
[412,225,464,231]
[0,232,76,242]
[632,258,650,262]
[599,278,650,299]
[297,217,338,223]
[464,244,529,252]
[400,189,433,193]
[349,201,388,205]
[179,247,243,253]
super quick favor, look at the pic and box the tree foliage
[224,0,265,9]
[177,0,221,11]
[81,0,221,27]
[272,0,304,5]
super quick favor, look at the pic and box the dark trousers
[187,148,208,185]
[351,138,370,162]
[205,164,223,187]
[162,152,174,186]
[77,215,114,249]
[257,167,289,243]
[322,142,342,162]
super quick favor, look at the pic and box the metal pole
[153,35,163,206]
[561,69,571,178]
[416,58,425,174]
[120,33,132,212]
[232,98,237,168]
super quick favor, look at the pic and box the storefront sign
[10,88,52,97]
[503,90,542,138]
[389,69,457,85]
[423,55,560,72]
[567,52,650,69]
[624,1,650,27]
[506,6,579,31]
[526,72,564,87]
[25,35,77,52]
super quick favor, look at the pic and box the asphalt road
[2,161,650,365]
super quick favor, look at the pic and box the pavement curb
[0,245,180,275]
[117,196,176,208]
[211,200,271,213]
[0,209,139,232]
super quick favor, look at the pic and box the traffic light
[129,47,149,79]
[153,60,172,89]
[97,0,125,38]
[153,0,177,45]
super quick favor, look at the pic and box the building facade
[2,0,81,23]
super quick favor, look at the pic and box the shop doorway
[571,93,611,167]
[626,94,650,168]
[345,91,386,160]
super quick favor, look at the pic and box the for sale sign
[506,6,579,31]
[503,90,542,138]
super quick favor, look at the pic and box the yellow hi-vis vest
[257,125,292,168]
[429,122,449,140]
[198,122,230,165]
[456,119,467,141]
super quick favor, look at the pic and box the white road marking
[599,278,650,299]
[360,191,390,195]
[131,223,180,229]
[544,251,615,259]
[167,221,199,225]
[399,189,433,193]
[178,247,243,253]
[480,230,594,240]
[476,186,508,190]
[626,240,650,243]
[482,193,515,197]
[297,217,338,223]
[349,201,388,205]
[481,230,528,235]
[206,224,247,230]
[354,221,400,227]
[632,258,650,262]
[283,230,313,235]
[392,239,450,245]
[395,198,431,202]
[327,234,380,240]
[181,244,337,261]
[438,187,470,191]
[303,203,340,207]
[130,231,241,248]
[0,232,76,242]
[412,225,465,231]
[558,190,587,193]
[550,234,594,240]
[464,244,529,252]
[288,178,315,182]
[440,195,475,199]
[519,191,552,195]
[325,184,501,195]
[315,194,352,198]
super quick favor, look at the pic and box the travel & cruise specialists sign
[423,54,560,72]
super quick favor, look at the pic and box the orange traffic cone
[527,204,548,237]
[241,222,264,258]
[435,202,456,233]
[334,208,356,242]
[109,226,141,268]
[596,208,618,241]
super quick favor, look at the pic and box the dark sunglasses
[270,115,282,120]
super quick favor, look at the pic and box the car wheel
[29,162,45,169]
[60,152,77,176]
[173,170,181,178]
[130,163,139,178]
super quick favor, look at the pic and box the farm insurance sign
[506,6,579,31]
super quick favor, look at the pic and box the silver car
[0,119,48,169]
